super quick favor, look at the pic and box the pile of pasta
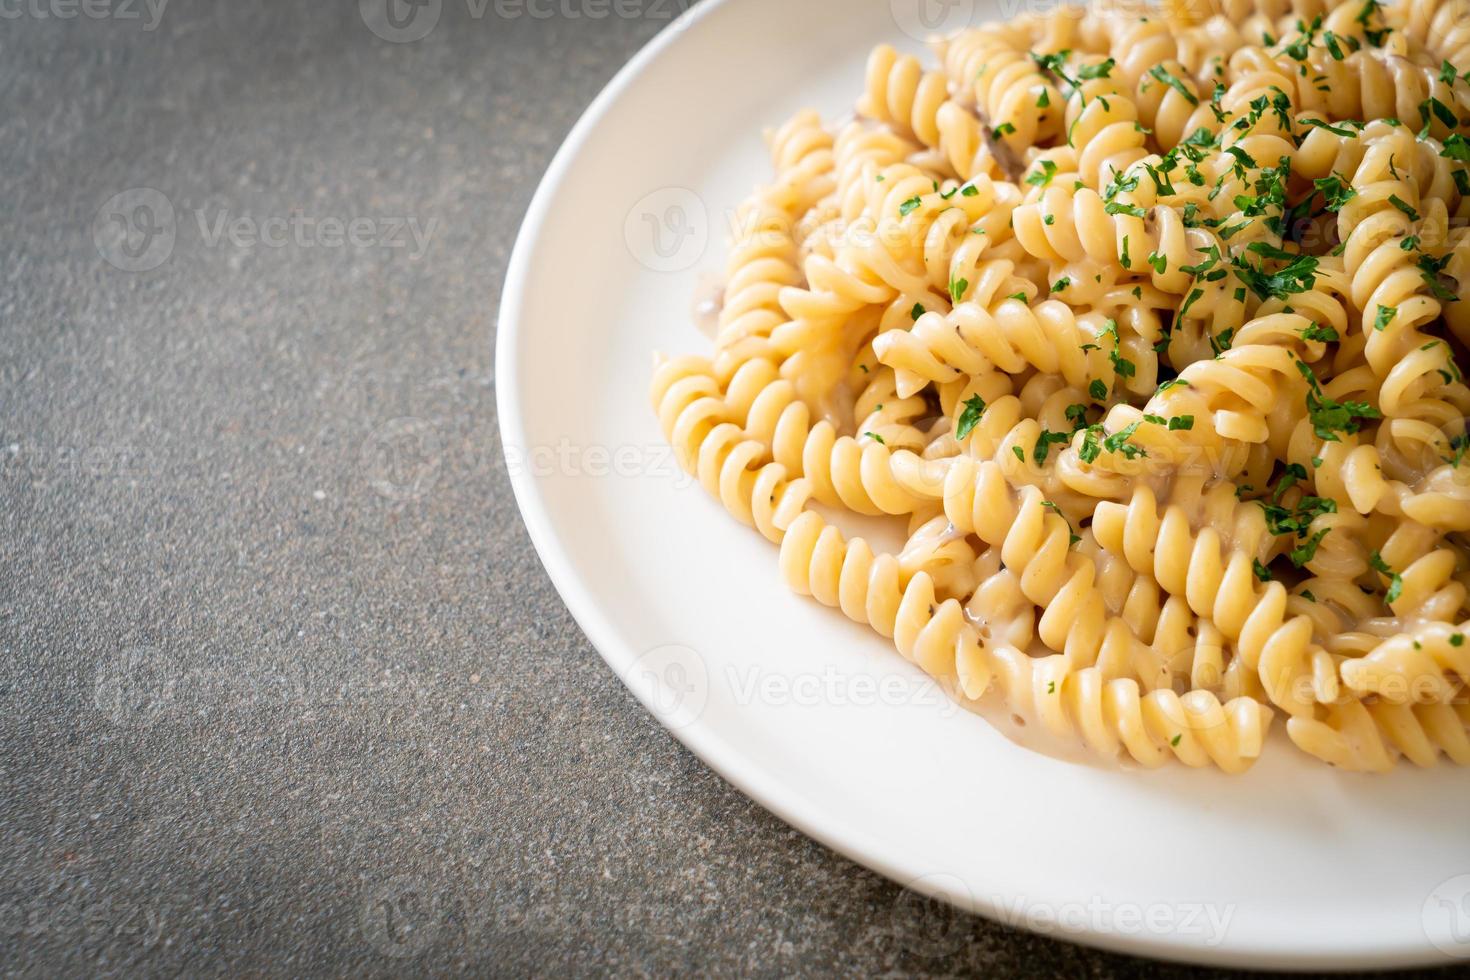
[651,0,1470,772]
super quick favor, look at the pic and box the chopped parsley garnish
[955,395,986,440]
[1101,319,1135,380]
[1209,326,1235,355]
[1183,127,1217,148]
[1298,117,1359,138]
[1179,288,1206,323]
[1416,252,1459,301]
[1388,194,1420,222]
[1256,463,1337,566]
[1103,169,1140,199]
[1033,429,1072,463]
[1232,245,1319,300]
[1102,420,1147,458]
[1369,550,1404,604]
[1078,425,1102,463]
[1224,144,1258,169]
[1290,528,1331,566]
[1302,322,1339,342]
[1147,65,1198,104]
[1293,359,1382,441]
[1026,160,1059,187]
[1419,96,1458,133]
[1312,173,1357,212]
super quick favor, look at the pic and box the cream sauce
[691,271,724,339]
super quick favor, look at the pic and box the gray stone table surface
[0,1,1458,977]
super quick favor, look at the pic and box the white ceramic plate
[496,0,1470,967]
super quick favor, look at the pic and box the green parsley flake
[956,395,987,440]
[1369,550,1404,604]
[1026,160,1059,188]
[1147,64,1198,104]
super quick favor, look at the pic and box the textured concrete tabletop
[0,2,1454,977]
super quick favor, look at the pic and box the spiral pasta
[651,0,1470,772]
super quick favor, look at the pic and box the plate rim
[494,1,1452,968]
